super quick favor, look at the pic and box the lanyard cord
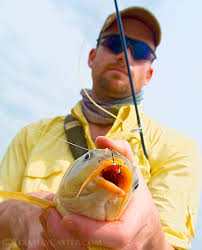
[113,0,148,159]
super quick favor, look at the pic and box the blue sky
[0,0,201,248]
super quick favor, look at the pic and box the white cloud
[0,0,92,117]
[0,0,201,248]
[0,0,91,153]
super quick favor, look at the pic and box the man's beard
[92,63,133,100]
[96,73,132,99]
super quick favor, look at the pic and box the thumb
[95,136,135,165]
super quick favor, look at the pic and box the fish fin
[0,190,56,209]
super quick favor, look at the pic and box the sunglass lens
[131,41,153,61]
[100,35,155,62]
[101,35,123,54]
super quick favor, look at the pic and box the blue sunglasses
[97,34,156,62]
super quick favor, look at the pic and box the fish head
[55,148,138,221]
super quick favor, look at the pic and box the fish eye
[84,152,90,160]
[133,176,139,190]
[134,182,139,190]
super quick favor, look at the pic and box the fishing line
[28,126,89,151]
[9,1,144,161]
[78,1,123,123]
[1,2,144,164]
[113,0,148,159]
[77,1,144,138]
[1,116,110,162]
[27,125,113,161]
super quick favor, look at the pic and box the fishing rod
[113,0,148,159]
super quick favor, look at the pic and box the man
[0,6,200,250]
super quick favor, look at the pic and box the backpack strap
[64,114,88,159]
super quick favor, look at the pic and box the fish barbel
[0,148,138,221]
[55,148,139,221]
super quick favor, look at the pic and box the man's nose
[116,47,133,64]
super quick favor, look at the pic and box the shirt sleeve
[148,127,201,250]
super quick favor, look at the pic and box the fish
[0,148,139,249]
[55,148,139,221]
[0,148,138,221]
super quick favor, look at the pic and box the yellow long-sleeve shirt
[0,101,201,249]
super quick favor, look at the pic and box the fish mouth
[77,158,133,198]
[76,158,133,218]
[101,165,123,187]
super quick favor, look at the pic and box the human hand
[60,136,173,250]
[5,192,54,250]
[40,207,88,250]
[40,137,173,250]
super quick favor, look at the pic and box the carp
[0,148,138,221]
[0,148,139,250]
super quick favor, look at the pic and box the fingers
[61,190,153,249]
[96,136,135,165]
[27,192,54,199]
[61,199,138,250]
[96,136,145,184]
[40,208,69,248]
[44,193,55,201]
[40,208,66,238]
[40,208,87,250]
[40,232,55,250]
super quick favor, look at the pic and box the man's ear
[88,49,96,68]
[144,67,154,86]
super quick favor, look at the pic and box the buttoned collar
[71,101,144,143]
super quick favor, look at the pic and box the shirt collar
[71,101,144,142]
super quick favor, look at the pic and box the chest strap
[64,115,88,159]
